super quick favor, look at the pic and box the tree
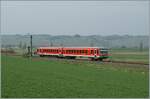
[140,41,143,52]
[74,34,80,37]
[50,42,53,47]
[19,41,22,48]
[60,43,63,47]
[90,42,94,47]
[22,43,27,49]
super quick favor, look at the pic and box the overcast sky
[1,1,149,36]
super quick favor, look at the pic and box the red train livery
[36,47,109,60]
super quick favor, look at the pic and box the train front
[98,48,109,60]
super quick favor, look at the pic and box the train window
[85,50,86,54]
[100,49,108,54]
[91,50,93,54]
[81,50,83,54]
[94,49,97,54]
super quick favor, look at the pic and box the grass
[1,55,149,98]
[110,49,149,64]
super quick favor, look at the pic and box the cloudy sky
[1,1,149,35]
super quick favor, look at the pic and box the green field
[1,55,149,98]
[110,49,149,64]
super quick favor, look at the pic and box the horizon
[1,33,148,36]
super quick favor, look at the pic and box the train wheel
[99,58,103,61]
[90,58,95,61]
[40,55,44,57]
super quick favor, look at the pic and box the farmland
[1,53,149,98]
[110,48,149,64]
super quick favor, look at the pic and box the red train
[35,47,109,60]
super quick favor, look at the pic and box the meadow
[110,48,149,64]
[1,54,149,98]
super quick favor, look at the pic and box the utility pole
[30,35,32,57]
[27,46,31,55]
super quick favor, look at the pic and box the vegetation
[110,48,149,64]
[1,34,149,48]
[1,55,148,98]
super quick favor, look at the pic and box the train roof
[37,47,108,49]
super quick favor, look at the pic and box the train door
[94,49,97,57]
[94,49,97,55]
[59,48,61,54]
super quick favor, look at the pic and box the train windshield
[100,48,108,54]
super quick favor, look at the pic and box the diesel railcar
[36,47,109,60]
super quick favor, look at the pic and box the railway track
[32,56,149,66]
[3,53,149,66]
